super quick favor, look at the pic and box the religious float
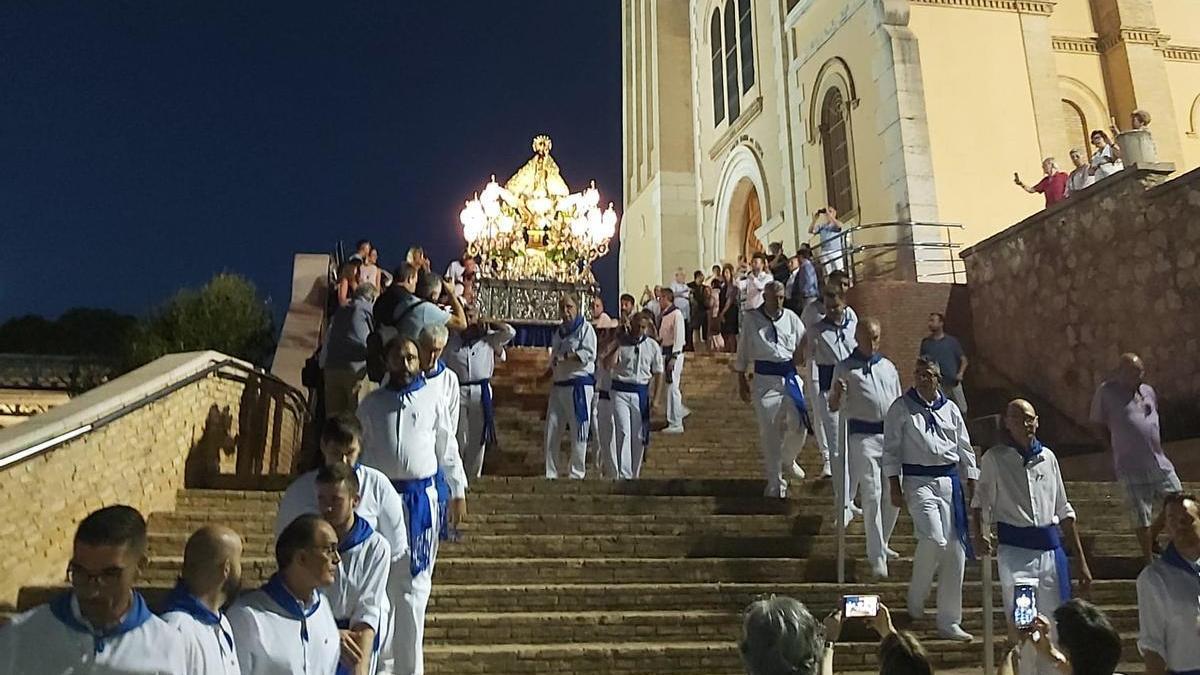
[458,135,619,345]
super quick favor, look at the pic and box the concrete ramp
[271,253,331,393]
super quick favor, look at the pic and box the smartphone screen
[843,594,879,618]
[1013,583,1037,628]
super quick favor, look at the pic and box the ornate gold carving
[473,278,598,325]
[908,0,1054,16]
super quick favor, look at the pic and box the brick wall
[962,164,1200,438]
[0,360,304,607]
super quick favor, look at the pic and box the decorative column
[1017,2,1070,161]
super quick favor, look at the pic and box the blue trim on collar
[162,580,220,625]
[338,514,375,554]
[50,591,153,654]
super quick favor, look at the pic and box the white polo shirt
[227,578,340,675]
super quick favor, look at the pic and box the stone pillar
[1092,0,1183,165]
[1018,8,1069,161]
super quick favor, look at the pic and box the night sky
[0,2,623,324]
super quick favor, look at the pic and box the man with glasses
[227,513,341,675]
[161,525,244,675]
[0,505,200,674]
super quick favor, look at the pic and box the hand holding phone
[843,594,880,618]
[1013,583,1038,629]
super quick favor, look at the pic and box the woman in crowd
[336,259,362,307]
[719,263,739,352]
[1087,130,1124,180]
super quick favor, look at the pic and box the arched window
[1061,99,1089,156]
[738,0,755,93]
[820,88,855,216]
[723,0,740,122]
[710,11,725,126]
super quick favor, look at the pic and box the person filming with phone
[973,399,1092,675]
[997,599,1122,675]
[823,597,936,675]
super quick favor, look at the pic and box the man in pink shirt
[658,287,687,434]
[1090,352,1183,563]
[1014,158,1069,208]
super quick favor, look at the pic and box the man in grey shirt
[324,283,378,416]
[919,312,969,414]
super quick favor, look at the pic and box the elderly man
[161,525,244,675]
[974,399,1092,675]
[0,506,199,674]
[418,324,462,494]
[325,282,378,416]
[1090,352,1182,563]
[228,514,341,675]
[1015,158,1069,208]
[358,334,468,675]
[659,287,687,434]
[801,270,857,478]
[444,307,516,478]
[317,463,392,675]
[736,281,810,499]
[811,288,857,484]
[1065,148,1095,196]
[830,318,902,577]
[739,596,830,675]
[1137,492,1200,675]
[883,357,978,642]
[541,293,598,479]
[602,313,664,479]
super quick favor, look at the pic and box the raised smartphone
[1013,583,1038,629]
[843,594,879,618]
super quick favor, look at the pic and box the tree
[0,309,136,358]
[126,273,276,368]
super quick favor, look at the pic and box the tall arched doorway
[723,179,764,263]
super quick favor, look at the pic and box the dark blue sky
[0,2,623,323]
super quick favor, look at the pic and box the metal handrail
[0,359,309,471]
[808,221,967,285]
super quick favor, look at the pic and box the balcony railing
[808,221,967,285]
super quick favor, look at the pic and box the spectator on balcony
[999,599,1122,675]
[1087,130,1124,180]
[161,525,245,675]
[336,259,363,308]
[1137,492,1200,675]
[0,506,201,674]
[325,282,378,417]
[1014,158,1069,208]
[228,514,341,675]
[1089,353,1182,564]
[737,252,774,312]
[1109,109,1156,163]
[349,239,372,262]
[768,242,791,283]
[919,313,968,414]
[1065,149,1095,197]
[739,596,829,675]
[809,207,845,274]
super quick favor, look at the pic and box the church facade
[619,0,1200,291]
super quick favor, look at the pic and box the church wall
[1049,0,1097,34]
[1054,52,1113,157]
[1165,60,1200,170]
[1152,0,1200,46]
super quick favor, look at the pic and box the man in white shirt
[444,307,516,478]
[883,357,979,642]
[735,281,810,499]
[811,289,857,483]
[0,505,200,675]
[418,324,462,510]
[228,514,341,675]
[275,413,408,566]
[1137,492,1200,675]
[591,315,622,478]
[973,399,1092,675]
[658,287,687,435]
[736,252,774,311]
[830,318,902,577]
[540,294,598,479]
[161,525,244,675]
[357,334,468,675]
[601,314,664,479]
[800,271,857,478]
[317,463,392,675]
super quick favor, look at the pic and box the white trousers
[813,384,839,467]
[544,384,592,479]
[665,353,685,427]
[904,475,965,631]
[752,379,808,498]
[595,397,617,478]
[385,482,439,675]
[847,433,899,571]
[999,544,1065,675]
[612,390,648,479]
[456,385,488,479]
[804,362,831,462]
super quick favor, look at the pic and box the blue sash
[554,374,596,442]
[997,522,1072,604]
[557,315,584,339]
[847,418,885,435]
[50,591,153,654]
[261,574,321,642]
[902,463,974,559]
[391,468,448,577]
[612,380,651,445]
[753,360,814,433]
[817,364,836,392]
[463,378,496,446]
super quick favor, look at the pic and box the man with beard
[160,525,245,675]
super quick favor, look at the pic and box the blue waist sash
[902,463,974,559]
[462,378,496,446]
[753,360,814,434]
[391,467,449,577]
[597,390,611,401]
[554,374,596,442]
[612,380,651,445]
[997,522,1072,604]
[817,364,836,392]
[847,418,885,436]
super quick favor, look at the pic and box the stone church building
[619,0,1200,290]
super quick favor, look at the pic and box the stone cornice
[1097,26,1166,52]
[1163,44,1200,62]
[1051,35,1100,54]
[909,0,1054,16]
[708,96,765,161]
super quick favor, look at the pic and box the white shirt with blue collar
[275,464,410,562]
[550,318,597,380]
[0,591,200,674]
[226,577,340,675]
[326,516,392,674]
[444,323,516,383]
[160,581,241,675]
[882,391,978,480]
[1137,545,1200,672]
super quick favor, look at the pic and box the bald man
[161,526,245,675]
[973,399,1091,675]
[1090,353,1182,563]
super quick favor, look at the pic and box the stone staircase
[14,350,1174,673]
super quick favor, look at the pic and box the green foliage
[0,308,137,358]
[124,273,276,368]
